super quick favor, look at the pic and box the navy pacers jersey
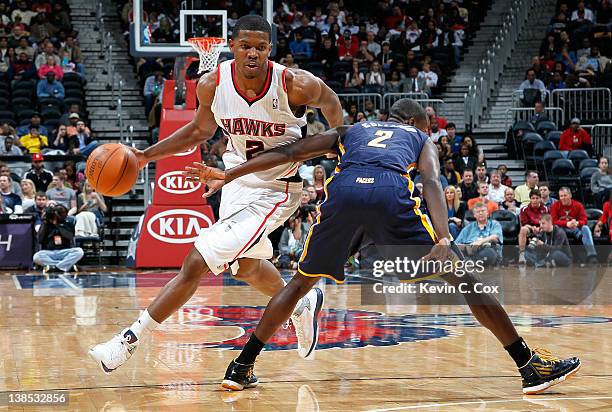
[298,120,438,283]
[337,121,429,175]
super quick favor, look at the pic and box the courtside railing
[504,107,565,133]
[383,92,429,109]
[464,0,534,130]
[511,89,550,107]
[551,88,612,124]
[592,124,612,159]
[338,93,384,113]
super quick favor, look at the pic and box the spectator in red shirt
[518,189,548,263]
[550,187,597,261]
[384,6,404,29]
[337,29,359,61]
[498,164,513,187]
[425,106,448,129]
[594,191,612,246]
[559,118,593,153]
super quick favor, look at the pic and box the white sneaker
[291,288,324,359]
[89,328,139,374]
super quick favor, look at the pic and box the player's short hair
[529,189,541,198]
[233,15,272,40]
[540,213,552,223]
[389,99,427,124]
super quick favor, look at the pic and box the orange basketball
[86,143,139,197]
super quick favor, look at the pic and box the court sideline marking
[365,396,612,411]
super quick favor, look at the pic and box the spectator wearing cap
[560,118,592,153]
[17,114,48,138]
[0,136,23,156]
[305,109,325,136]
[378,41,394,72]
[20,127,48,154]
[66,113,90,137]
[337,29,359,61]
[59,103,83,126]
[37,71,65,101]
[24,153,53,192]
[0,175,22,212]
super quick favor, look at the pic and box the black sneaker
[221,359,259,391]
[519,348,581,394]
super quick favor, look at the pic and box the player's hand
[421,238,452,263]
[184,162,226,183]
[127,146,148,170]
[202,179,225,198]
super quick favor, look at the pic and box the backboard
[130,0,274,58]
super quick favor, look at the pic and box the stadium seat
[12,88,34,99]
[341,87,360,94]
[550,158,578,192]
[463,209,475,225]
[332,71,347,84]
[65,89,85,100]
[325,80,343,92]
[16,109,38,122]
[567,150,590,169]
[331,61,351,73]
[546,130,562,148]
[0,110,15,121]
[63,97,84,109]
[0,89,9,99]
[62,72,83,85]
[580,167,599,203]
[41,107,61,121]
[19,118,31,126]
[39,98,63,112]
[13,80,36,91]
[521,132,543,168]
[0,97,9,108]
[43,119,60,132]
[536,120,557,136]
[11,97,33,109]
[491,209,519,245]
[533,140,556,175]
[580,158,598,170]
[512,120,536,133]
[318,159,336,178]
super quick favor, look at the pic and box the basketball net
[187,37,226,74]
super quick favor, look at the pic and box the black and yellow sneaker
[519,348,581,394]
[221,359,259,391]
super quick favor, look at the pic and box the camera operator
[524,214,572,267]
[33,203,84,273]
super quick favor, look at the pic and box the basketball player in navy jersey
[186,99,581,394]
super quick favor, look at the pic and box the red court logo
[146,209,212,244]
[157,171,201,195]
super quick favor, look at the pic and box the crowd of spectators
[517,1,611,106]
[0,152,105,272]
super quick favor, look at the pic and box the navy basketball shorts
[298,168,437,283]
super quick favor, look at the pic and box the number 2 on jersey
[368,130,394,148]
[246,140,265,160]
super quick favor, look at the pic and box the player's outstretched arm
[131,71,220,169]
[286,69,343,128]
[185,126,350,188]
[418,139,452,243]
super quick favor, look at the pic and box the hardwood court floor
[1,269,612,411]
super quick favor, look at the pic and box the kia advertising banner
[136,81,216,267]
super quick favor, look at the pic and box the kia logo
[158,171,202,194]
[146,209,213,244]
[174,146,197,157]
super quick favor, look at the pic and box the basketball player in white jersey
[89,15,343,374]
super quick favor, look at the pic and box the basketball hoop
[187,37,226,74]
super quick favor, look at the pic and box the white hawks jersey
[211,59,307,185]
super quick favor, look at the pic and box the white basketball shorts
[194,179,301,275]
